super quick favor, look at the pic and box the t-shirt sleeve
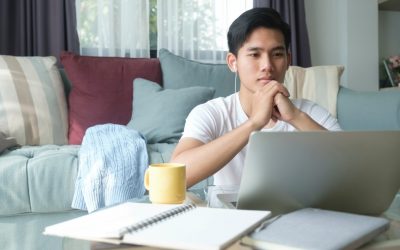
[298,100,342,131]
[181,102,221,143]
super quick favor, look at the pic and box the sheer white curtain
[76,0,150,57]
[157,0,252,63]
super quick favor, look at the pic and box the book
[241,208,389,250]
[383,56,400,87]
[43,202,270,250]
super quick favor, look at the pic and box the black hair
[227,8,291,56]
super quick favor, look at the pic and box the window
[77,0,252,62]
[76,0,150,57]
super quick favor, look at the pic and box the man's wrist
[288,111,308,129]
[245,119,263,132]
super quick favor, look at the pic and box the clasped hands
[249,81,301,130]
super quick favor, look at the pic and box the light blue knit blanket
[72,124,148,213]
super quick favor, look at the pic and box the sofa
[0,48,400,250]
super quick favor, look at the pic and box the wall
[304,0,379,91]
[379,11,400,59]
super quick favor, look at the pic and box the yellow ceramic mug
[144,163,186,204]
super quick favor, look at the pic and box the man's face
[236,27,290,94]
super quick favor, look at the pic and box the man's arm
[172,82,289,188]
[172,83,327,188]
[273,93,326,131]
[171,119,258,188]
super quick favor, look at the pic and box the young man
[171,8,341,188]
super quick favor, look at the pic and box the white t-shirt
[181,93,341,186]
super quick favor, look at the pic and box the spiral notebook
[43,202,270,250]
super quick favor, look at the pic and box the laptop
[217,131,400,216]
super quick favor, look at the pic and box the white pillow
[284,65,344,117]
[0,56,68,145]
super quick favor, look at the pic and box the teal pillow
[337,86,400,130]
[159,48,235,98]
[127,78,215,143]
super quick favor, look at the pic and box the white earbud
[233,62,237,72]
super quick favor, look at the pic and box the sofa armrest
[337,87,400,130]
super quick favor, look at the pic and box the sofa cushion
[284,65,344,117]
[159,48,235,98]
[0,142,179,216]
[147,143,177,165]
[0,145,79,215]
[0,56,68,145]
[60,52,162,145]
[0,154,31,215]
[127,78,215,143]
[338,87,400,130]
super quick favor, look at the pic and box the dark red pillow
[60,52,162,145]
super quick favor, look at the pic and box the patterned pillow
[0,56,68,145]
[284,65,344,117]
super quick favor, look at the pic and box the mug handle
[144,168,150,190]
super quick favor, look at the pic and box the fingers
[259,81,290,98]
[274,92,287,106]
[273,92,302,122]
[272,105,281,120]
[249,81,290,128]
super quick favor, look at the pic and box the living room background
[2,0,399,91]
